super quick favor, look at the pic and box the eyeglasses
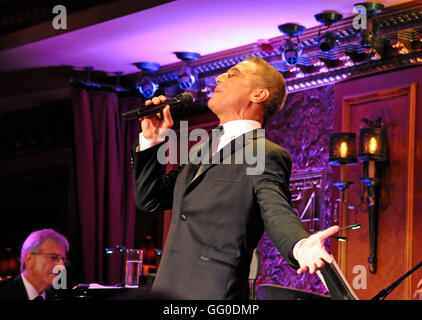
[31,252,70,267]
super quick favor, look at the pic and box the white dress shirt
[138,120,262,152]
[213,120,262,153]
[21,273,46,300]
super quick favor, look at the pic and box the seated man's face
[26,239,67,289]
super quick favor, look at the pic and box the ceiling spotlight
[278,23,305,66]
[174,51,200,62]
[174,51,200,90]
[281,38,302,65]
[134,62,160,98]
[135,61,160,73]
[315,11,343,52]
[113,71,126,92]
[176,72,196,90]
[319,31,339,52]
[137,76,159,99]
[353,2,384,48]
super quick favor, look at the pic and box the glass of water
[124,249,143,288]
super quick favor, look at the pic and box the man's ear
[24,251,35,270]
[250,89,269,103]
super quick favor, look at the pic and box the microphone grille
[180,92,194,105]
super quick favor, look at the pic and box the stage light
[174,51,200,90]
[278,23,305,66]
[134,62,160,98]
[353,2,384,48]
[174,51,200,61]
[315,11,343,52]
[319,31,339,52]
[177,72,196,90]
[281,38,302,65]
[137,76,159,99]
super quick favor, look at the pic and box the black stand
[371,259,422,300]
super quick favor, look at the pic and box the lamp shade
[358,127,387,162]
[329,132,357,165]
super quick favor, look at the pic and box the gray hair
[244,56,287,125]
[20,228,69,272]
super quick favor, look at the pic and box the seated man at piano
[0,229,69,300]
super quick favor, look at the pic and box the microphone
[121,93,193,120]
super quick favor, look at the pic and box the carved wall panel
[256,85,335,295]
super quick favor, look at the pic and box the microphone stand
[371,259,422,300]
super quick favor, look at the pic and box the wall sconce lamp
[329,132,357,206]
[358,118,387,274]
[329,118,388,274]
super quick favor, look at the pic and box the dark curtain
[71,89,141,285]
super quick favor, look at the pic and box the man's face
[208,60,258,119]
[25,239,67,289]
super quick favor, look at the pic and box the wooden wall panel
[334,66,422,300]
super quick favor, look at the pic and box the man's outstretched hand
[295,225,340,274]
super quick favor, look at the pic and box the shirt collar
[21,273,46,300]
[219,120,262,139]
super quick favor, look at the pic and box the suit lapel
[186,129,260,188]
[14,275,29,300]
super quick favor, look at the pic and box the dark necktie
[191,125,224,180]
[33,295,44,301]
[209,125,224,156]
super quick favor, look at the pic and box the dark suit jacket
[0,275,29,300]
[132,129,309,299]
[0,274,57,300]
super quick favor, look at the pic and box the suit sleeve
[131,141,182,213]
[252,145,309,269]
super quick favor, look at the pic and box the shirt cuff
[138,130,167,151]
[292,238,307,261]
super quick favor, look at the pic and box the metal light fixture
[329,132,357,166]
[319,31,339,52]
[329,117,388,274]
[315,11,343,52]
[278,23,305,66]
[329,132,357,208]
[174,51,200,90]
[135,62,160,99]
[353,2,384,48]
[358,118,387,274]
[137,77,159,99]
